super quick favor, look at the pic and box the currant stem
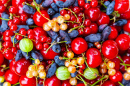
[91,76,107,86]
[30,57,35,60]
[4,66,9,70]
[120,63,130,66]
[12,82,20,86]
[0,17,10,21]
[117,56,127,70]
[64,20,79,23]
[118,82,124,86]
[78,74,87,86]
[68,25,84,33]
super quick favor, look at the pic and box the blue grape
[36,0,42,4]
[0,13,9,32]
[68,30,79,38]
[23,5,36,14]
[47,30,58,40]
[22,51,30,60]
[51,13,61,19]
[31,51,43,61]
[88,43,94,48]
[15,50,22,61]
[85,33,102,42]
[63,0,75,8]
[51,3,59,12]
[73,0,78,7]
[26,18,34,25]
[42,0,53,7]
[54,55,65,66]
[47,8,55,16]
[71,71,77,77]
[56,1,64,8]
[102,26,111,41]
[98,24,108,32]
[47,63,57,78]
[104,1,110,7]
[17,25,29,31]
[59,30,71,44]
[11,36,18,44]
[52,44,61,53]
[113,19,127,26]
[106,1,115,15]
[122,78,129,85]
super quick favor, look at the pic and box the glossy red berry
[86,48,102,68]
[123,20,130,33]
[10,24,17,31]
[78,0,85,7]
[60,10,67,16]
[109,71,123,82]
[9,6,18,14]
[90,23,98,34]
[108,26,118,40]
[101,80,116,86]
[90,0,98,7]
[71,37,88,54]
[62,80,71,86]
[0,52,4,66]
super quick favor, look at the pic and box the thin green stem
[0,17,10,21]
[118,82,124,86]
[117,56,127,70]
[4,66,9,70]
[68,25,84,33]
[12,82,20,86]
[30,58,35,60]
[120,63,130,66]
[62,57,77,60]
[91,76,106,86]
[78,74,87,86]
[25,2,36,8]
[64,21,79,23]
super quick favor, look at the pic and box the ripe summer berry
[86,48,102,68]
[90,0,98,7]
[73,7,80,14]
[20,14,28,22]
[87,7,101,21]
[71,37,88,54]
[123,20,130,33]
[61,80,71,86]
[13,17,20,25]
[76,83,85,86]
[5,69,19,84]
[84,19,91,27]
[33,27,47,36]
[19,75,36,86]
[10,24,17,31]
[109,71,123,82]
[78,0,85,7]
[102,40,118,59]
[60,10,67,16]
[9,6,18,14]
[33,10,50,27]
[89,23,98,34]
[9,59,16,73]
[12,0,26,6]
[19,28,27,35]
[14,58,31,76]
[84,3,90,10]
[0,52,4,66]
[101,80,115,86]
[44,75,61,86]
[97,12,110,25]
[115,34,130,51]
[108,26,118,40]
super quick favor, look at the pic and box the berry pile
[0,0,130,86]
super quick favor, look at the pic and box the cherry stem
[33,0,50,21]
[12,82,20,86]
[0,17,10,21]
[117,56,127,70]
[4,66,9,70]
[0,42,2,50]
[64,20,79,24]
[120,63,130,66]
[77,74,88,86]
[118,82,124,86]
[30,57,35,60]
[91,76,107,86]
[68,25,84,33]
[59,57,77,60]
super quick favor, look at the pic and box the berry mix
[0,0,130,86]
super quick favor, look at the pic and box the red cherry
[97,12,110,25]
[40,48,59,60]
[62,80,71,86]
[19,75,36,86]
[78,0,85,7]
[111,57,120,71]
[33,10,50,27]
[90,23,98,34]
[86,48,102,68]
[71,37,88,54]
[9,59,16,73]
[87,7,101,21]
[102,40,118,59]
[101,80,115,86]
[123,20,130,33]
[12,0,26,6]
[84,19,91,27]
[114,0,129,14]
[108,26,118,40]
[109,71,123,82]
[90,0,98,7]
[120,9,130,19]
[115,34,130,50]
[9,6,18,14]
[45,75,61,86]
[5,69,19,84]
[0,52,4,66]
[84,27,91,36]
[76,83,85,86]
[33,27,47,36]
[15,58,31,76]
[84,3,90,10]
